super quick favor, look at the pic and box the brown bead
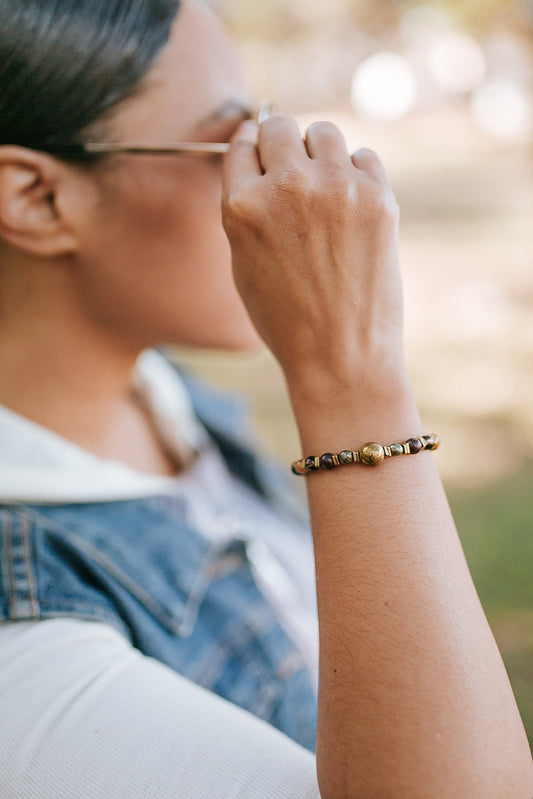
[305,456,319,471]
[319,453,336,470]
[407,438,423,454]
[390,443,404,456]
[360,443,385,466]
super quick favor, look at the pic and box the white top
[0,350,321,798]
[0,349,206,503]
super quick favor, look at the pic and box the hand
[222,115,405,391]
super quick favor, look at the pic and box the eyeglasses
[34,102,273,159]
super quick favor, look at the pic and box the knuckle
[316,162,357,206]
[322,163,350,191]
[355,146,379,162]
[365,185,399,221]
[306,120,340,138]
[261,113,294,133]
[222,191,250,226]
[274,165,312,197]
[230,138,255,152]
[379,187,399,216]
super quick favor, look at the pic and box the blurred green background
[179,0,533,743]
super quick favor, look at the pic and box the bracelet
[291,434,440,475]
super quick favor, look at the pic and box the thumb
[222,120,261,197]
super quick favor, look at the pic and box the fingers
[305,121,351,163]
[224,115,393,216]
[351,147,390,185]
[227,115,361,182]
[257,114,308,172]
[223,120,262,194]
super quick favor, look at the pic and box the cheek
[78,164,257,347]
[107,161,223,255]
[112,164,235,301]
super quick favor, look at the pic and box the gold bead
[360,442,386,466]
[291,459,308,476]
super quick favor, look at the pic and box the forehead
[110,0,251,138]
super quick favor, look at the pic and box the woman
[0,0,531,796]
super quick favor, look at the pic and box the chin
[164,316,264,353]
[221,336,265,353]
[199,326,264,353]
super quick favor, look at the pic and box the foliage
[449,463,533,747]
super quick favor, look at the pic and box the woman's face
[73,0,261,350]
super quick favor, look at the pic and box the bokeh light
[351,52,417,121]
[471,79,532,138]
[428,32,487,95]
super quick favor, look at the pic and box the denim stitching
[2,510,40,620]
[20,512,40,617]
[62,530,183,633]
[2,505,232,636]
[1,512,17,619]
[177,544,248,638]
[3,506,188,632]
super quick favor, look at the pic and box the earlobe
[0,146,78,257]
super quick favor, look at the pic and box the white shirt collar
[0,350,207,504]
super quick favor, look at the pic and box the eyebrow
[195,100,254,130]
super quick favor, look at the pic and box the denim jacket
[0,369,317,752]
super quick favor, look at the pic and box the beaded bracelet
[291,434,440,475]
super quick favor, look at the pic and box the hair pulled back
[0,0,181,157]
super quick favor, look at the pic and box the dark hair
[0,0,181,160]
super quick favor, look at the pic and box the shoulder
[0,618,320,799]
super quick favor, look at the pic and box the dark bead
[319,453,336,470]
[390,443,404,456]
[407,438,423,454]
[338,450,354,464]
[305,456,319,471]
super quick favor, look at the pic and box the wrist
[286,363,421,454]
[285,352,413,415]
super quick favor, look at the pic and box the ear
[0,146,80,257]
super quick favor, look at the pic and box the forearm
[222,116,533,797]
[289,370,533,799]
